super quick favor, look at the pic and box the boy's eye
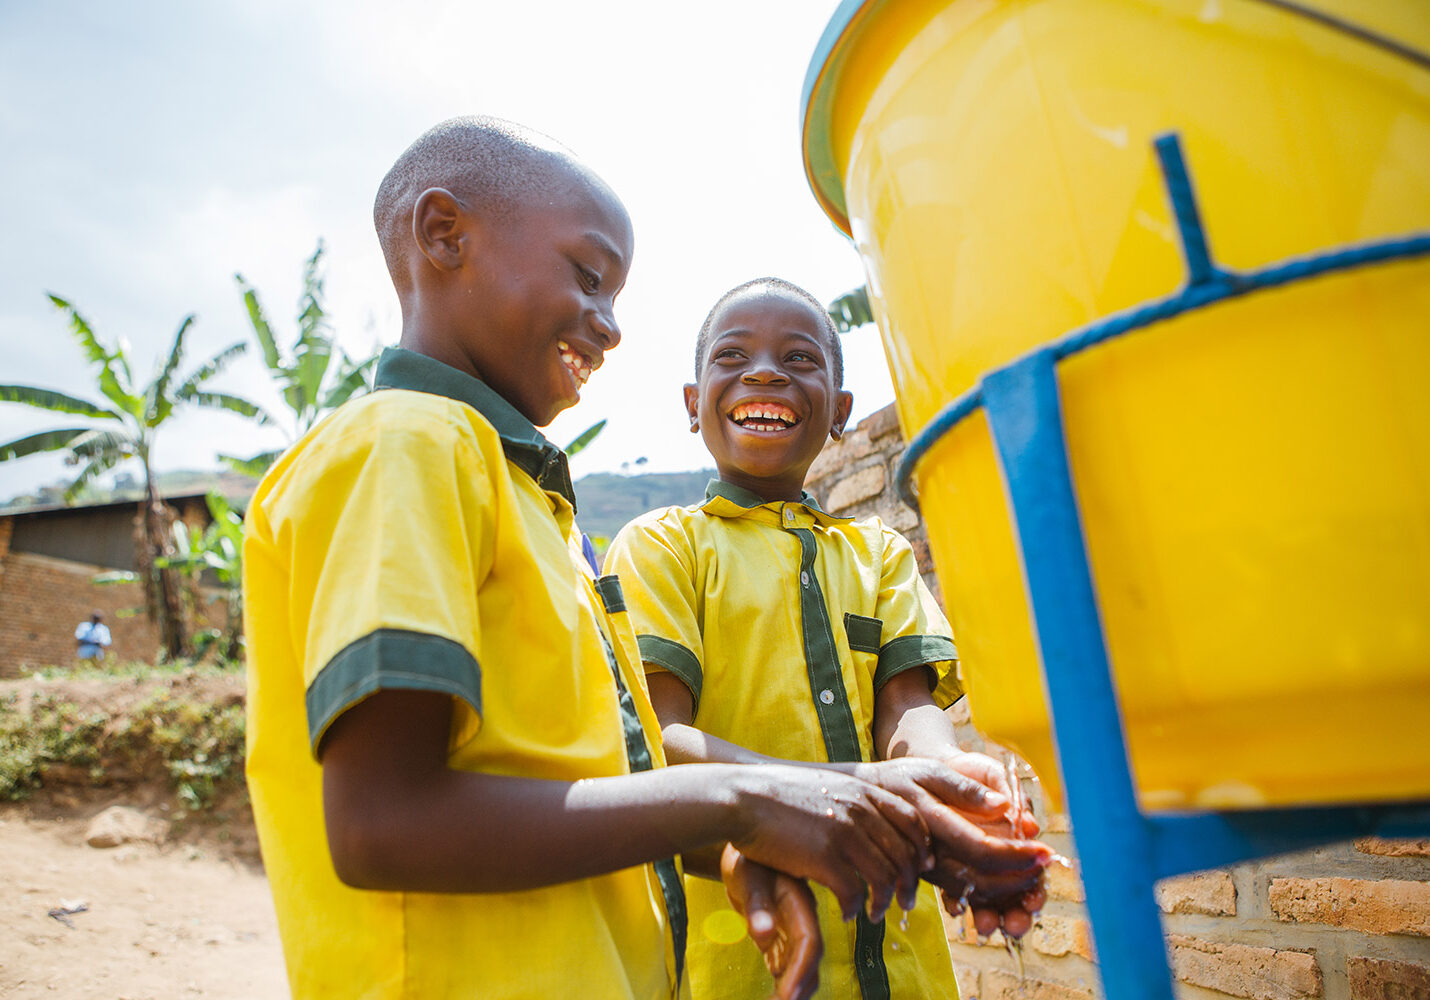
[713,348,744,362]
[576,265,601,292]
[787,351,816,364]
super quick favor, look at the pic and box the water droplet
[825,808,834,817]
[899,910,910,932]
[820,787,828,795]
[890,942,901,952]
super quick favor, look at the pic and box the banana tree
[0,296,258,660]
[158,492,245,662]
[828,285,874,334]
[224,241,376,477]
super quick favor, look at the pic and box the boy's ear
[830,390,854,440]
[683,383,700,432]
[412,187,467,271]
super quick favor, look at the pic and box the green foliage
[564,418,607,457]
[223,241,377,477]
[156,492,245,661]
[0,694,106,799]
[0,296,259,660]
[0,297,255,500]
[120,691,246,811]
[827,285,875,334]
[0,686,246,811]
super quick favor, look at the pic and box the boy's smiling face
[686,287,852,502]
[425,171,633,428]
[476,178,632,427]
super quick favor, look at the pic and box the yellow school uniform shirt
[605,480,962,1000]
[244,347,687,1000]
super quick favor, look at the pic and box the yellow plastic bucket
[802,0,1430,811]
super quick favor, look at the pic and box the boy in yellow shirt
[244,119,1027,1000]
[606,277,1051,999]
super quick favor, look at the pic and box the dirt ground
[0,673,290,999]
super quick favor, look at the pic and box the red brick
[1346,956,1430,1000]
[859,403,903,441]
[1355,838,1430,859]
[825,465,885,513]
[1044,857,1085,902]
[1269,878,1430,937]
[1156,871,1237,916]
[1168,935,1321,1000]
[1028,914,1094,961]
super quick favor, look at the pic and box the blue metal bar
[981,351,1176,1000]
[1147,804,1430,880]
[1153,133,1226,288]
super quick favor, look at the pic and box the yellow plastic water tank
[802,0,1430,811]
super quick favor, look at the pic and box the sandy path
[0,813,288,999]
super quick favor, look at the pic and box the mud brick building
[0,493,218,675]
[809,403,1430,1000]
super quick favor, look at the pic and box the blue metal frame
[899,133,1430,1000]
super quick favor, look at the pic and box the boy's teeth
[731,403,797,427]
[557,342,591,387]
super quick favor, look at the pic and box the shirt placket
[778,503,890,1000]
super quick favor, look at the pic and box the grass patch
[0,683,246,811]
[24,658,244,682]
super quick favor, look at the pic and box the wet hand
[941,751,1040,839]
[721,844,822,1000]
[729,765,932,923]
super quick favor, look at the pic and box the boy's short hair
[694,277,844,388]
[373,115,577,291]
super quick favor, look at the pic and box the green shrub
[0,686,246,810]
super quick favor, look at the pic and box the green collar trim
[374,347,575,507]
[702,479,851,526]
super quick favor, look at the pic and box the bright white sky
[0,0,893,501]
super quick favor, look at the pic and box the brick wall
[0,519,228,676]
[0,549,161,673]
[809,403,1430,1000]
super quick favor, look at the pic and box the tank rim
[799,0,877,238]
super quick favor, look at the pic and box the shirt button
[819,689,835,705]
[783,508,794,522]
[800,571,810,587]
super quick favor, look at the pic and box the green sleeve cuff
[636,634,703,712]
[306,628,482,756]
[874,634,959,697]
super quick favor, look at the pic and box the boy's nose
[590,307,621,350]
[740,364,788,384]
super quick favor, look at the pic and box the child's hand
[941,750,1041,839]
[721,844,822,1000]
[938,750,1047,937]
[727,765,931,923]
[855,756,1052,936]
[856,757,1010,823]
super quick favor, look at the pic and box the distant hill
[573,469,714,541]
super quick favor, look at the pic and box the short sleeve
[604,514,706,711]
[265,405,494,754]
[873,527,961,707]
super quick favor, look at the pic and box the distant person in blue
[75,611,111,660]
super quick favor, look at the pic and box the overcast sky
[0,1,894,501]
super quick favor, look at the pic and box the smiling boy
[242,120,962,1000]
[606,278,1051,999]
